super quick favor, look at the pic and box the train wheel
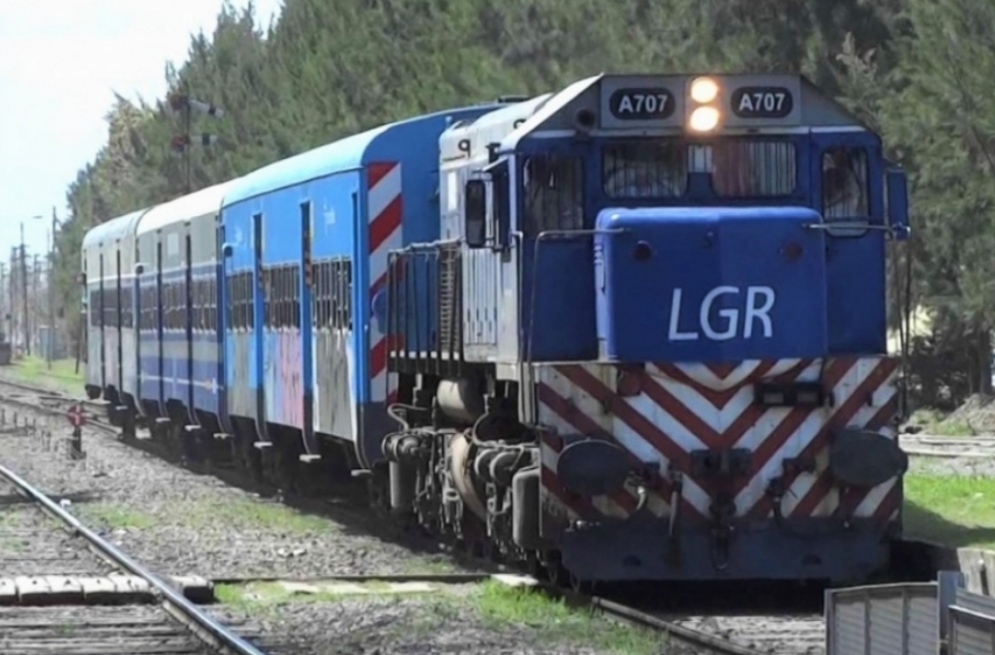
[568,571,596,595]
[542,551,568,587]
[120,411,136,444]
[169,422,187,467]
[525,552,544,579]
[241,436,264,484]
[367,468,391,519]
[151,420,169,455]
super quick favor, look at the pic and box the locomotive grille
[437,242,461,353]
[387,240,464,376]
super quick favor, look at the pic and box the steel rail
[0,392,118,435]
[0,376,75,398]
[0,461,269,655]
[903,447,995,458]
[539,583,772,655]
[0,379,58,391]
[590,596,769,655]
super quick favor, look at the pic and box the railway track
[0,605,227,655]
[0,374,826,654]
[0,460,116,581]
[900,433,995,458]
[0,379,116,435]
[656,613,824,654]
[0,443,270,653]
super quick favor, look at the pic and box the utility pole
[7,247,16,343]
[7,248,14,349]
[32,253,39,357]
[0,262,6,339]
[48,207,59,368]
[19,223,29,356]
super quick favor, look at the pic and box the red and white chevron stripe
[367,162,403,404]
[535,356,901,531]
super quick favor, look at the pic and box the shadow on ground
[890,500,995,582]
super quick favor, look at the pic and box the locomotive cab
[385,73,912,585]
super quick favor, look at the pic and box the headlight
[689,106,720,132]
[690,77,719,103]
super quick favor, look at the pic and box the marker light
[689,106,721,132]
[690,77,719,103]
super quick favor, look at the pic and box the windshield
[602,138,797,199]
[604,141,687,198]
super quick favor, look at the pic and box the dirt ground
[904,394,995,435]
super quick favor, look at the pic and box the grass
[903,473,995,550]
[4,355,82,396]
[82,496,334,534]
[213,579,663,655]
[82,502,156,530]
[0,537,30,553]
[906,406,985,436]
[469,580,664,655]
[174,496,336,533]
[929,420,978,437]
[906,407,979,436]
[907,408,947,427]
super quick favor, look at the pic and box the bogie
[377,372,544,568]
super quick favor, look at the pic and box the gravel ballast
[0,408,464,579]
[0,463,117,578]
[0,390,676,654]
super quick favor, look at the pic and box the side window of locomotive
[523,154,584,236]
[822,147,869,219]
[492,166,510,246]
[603,141,686,199]
[464,179,487,247]
[711,139,796,197]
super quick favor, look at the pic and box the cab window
[710,139,797,197]
[522,154,584,236]
[822,147,869,218]
[603,140,686,198]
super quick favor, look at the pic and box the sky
[0,0,284,262]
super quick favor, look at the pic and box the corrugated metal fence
[825,582,938,654]
[948,586,995,655]
[825,572,995,655]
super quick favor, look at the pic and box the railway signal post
[66,403,85,460]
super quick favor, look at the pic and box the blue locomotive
[82,73,911,586]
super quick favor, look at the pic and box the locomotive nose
[593,206,829,363]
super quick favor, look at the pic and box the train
[81,72,912,587]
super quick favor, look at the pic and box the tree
[60,0,926,388]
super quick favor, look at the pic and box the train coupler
[708,493,736,571]
[690,448,751,478]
